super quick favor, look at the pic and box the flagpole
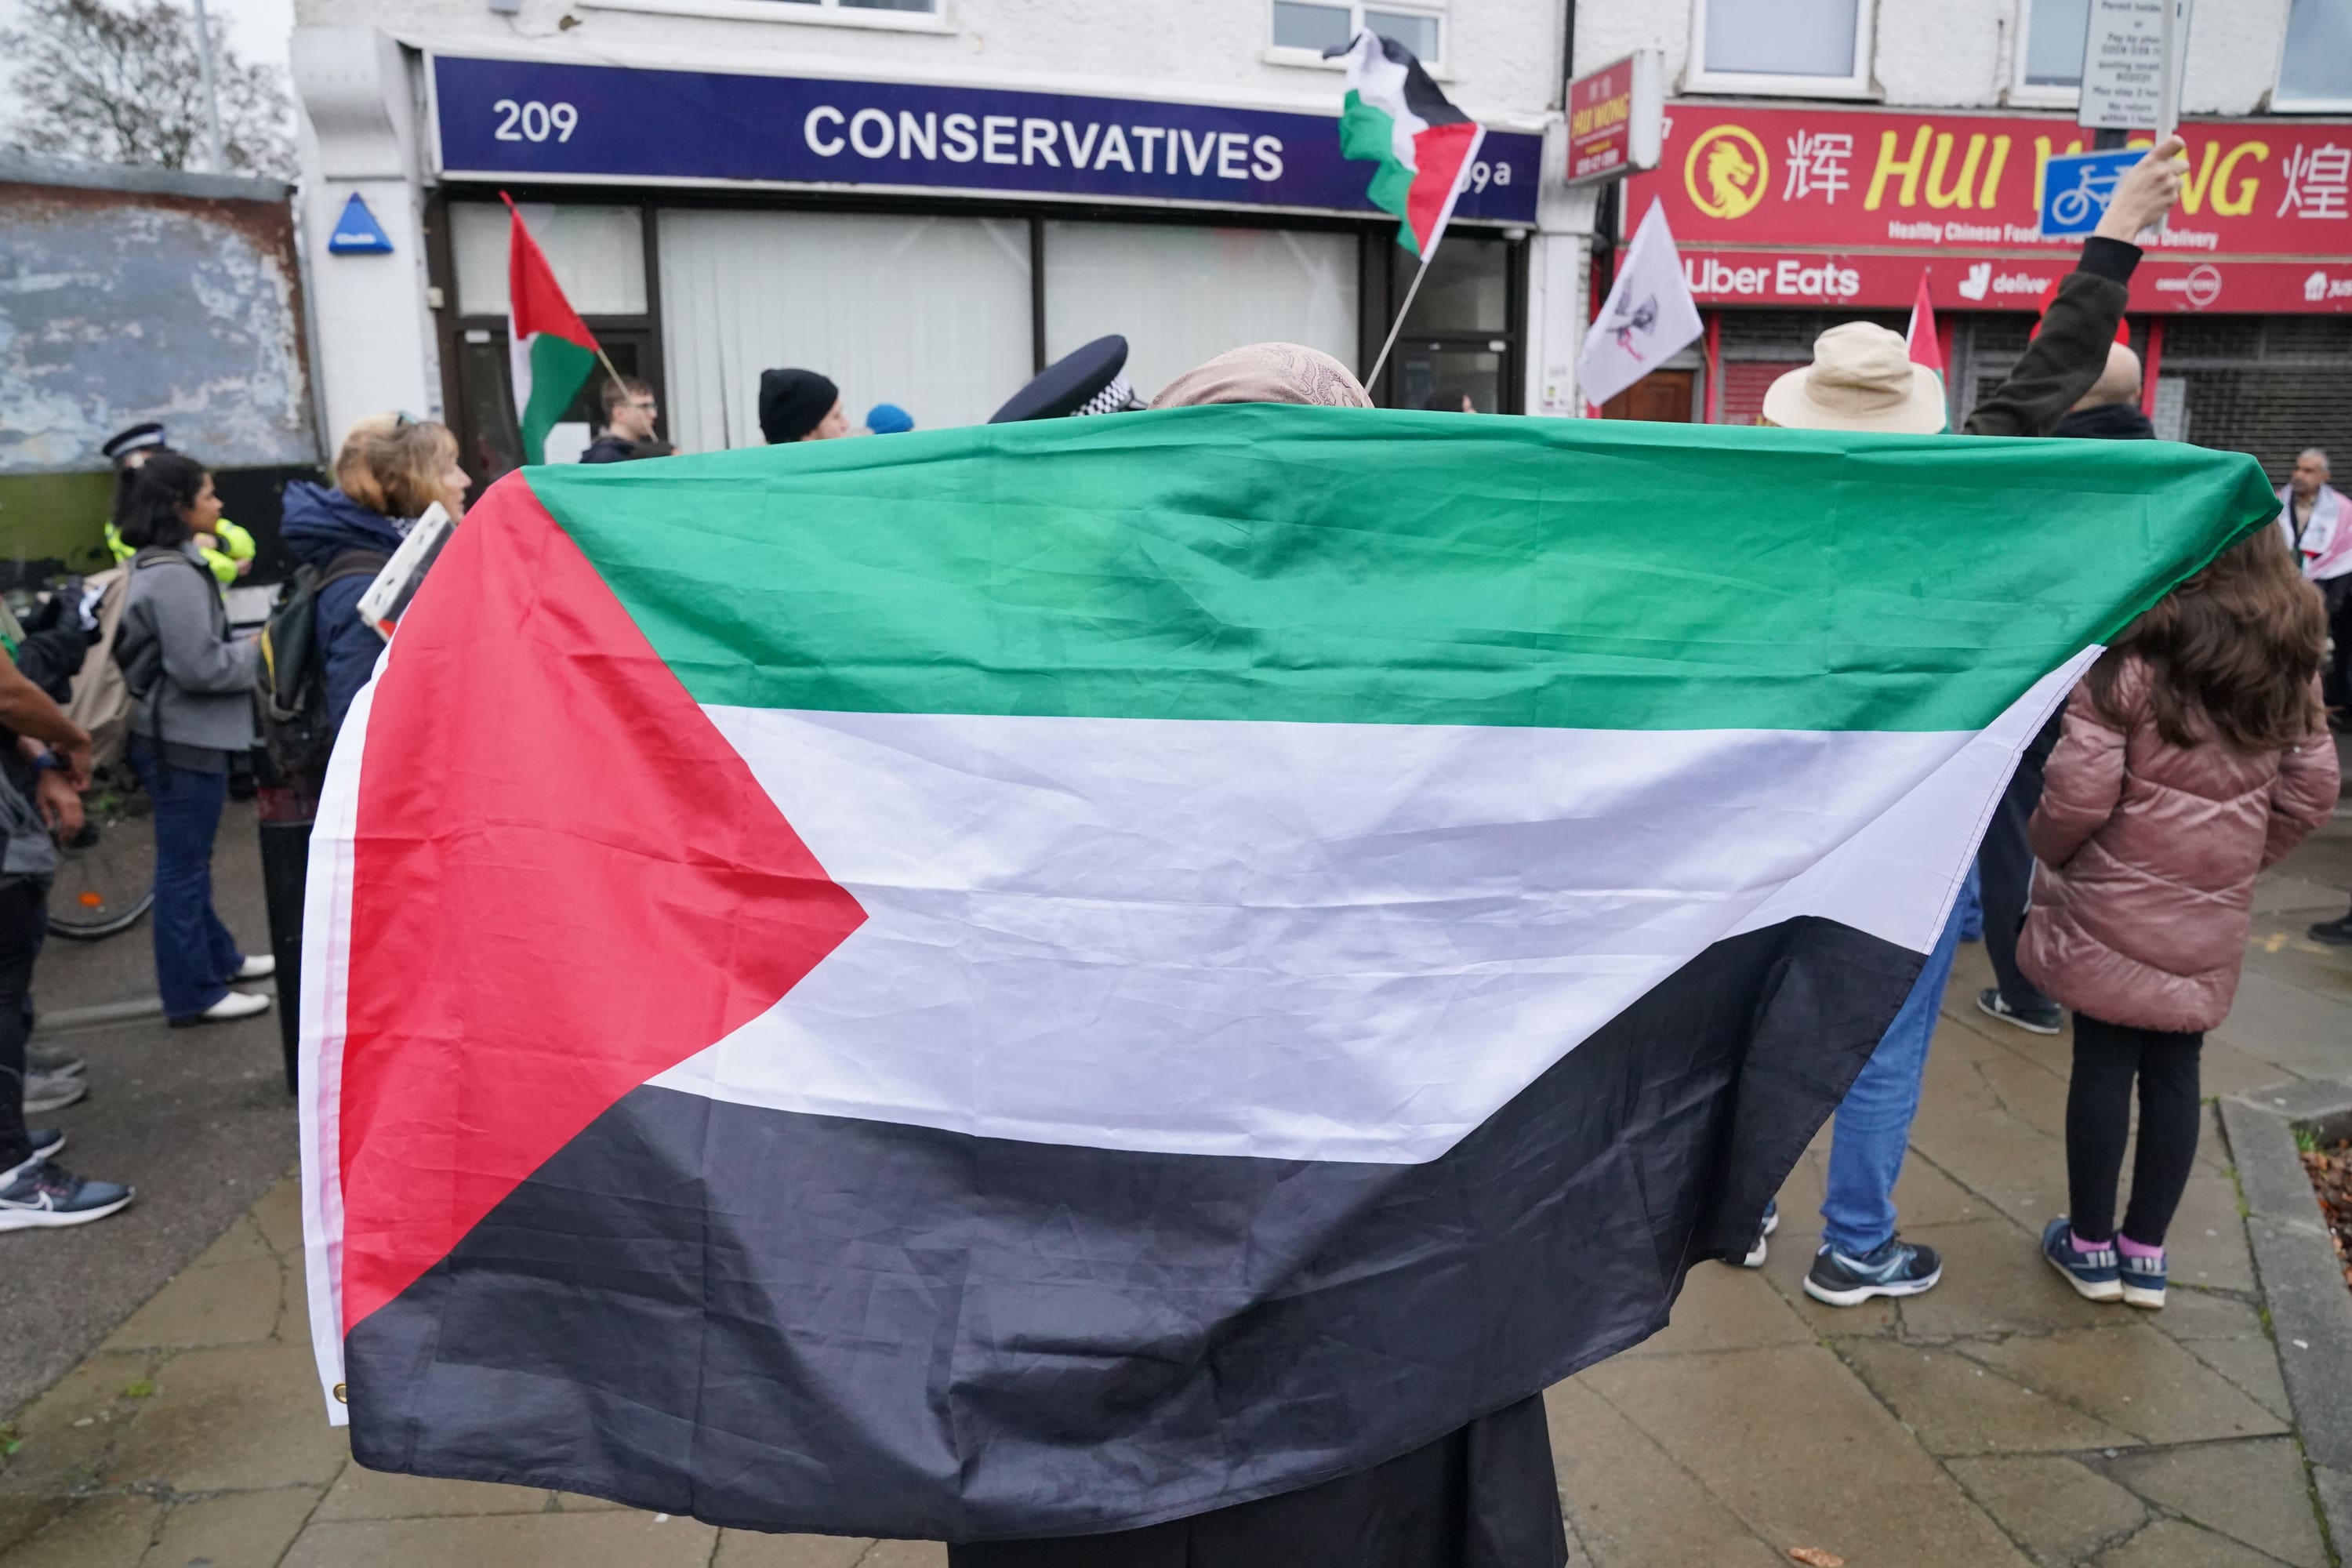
[1367,254,1432,396]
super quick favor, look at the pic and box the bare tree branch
[0,0,295,178]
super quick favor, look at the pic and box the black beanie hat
[759,368,840,444]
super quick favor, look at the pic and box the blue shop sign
[430,55,1541,225]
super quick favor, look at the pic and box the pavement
[1,806,2347,1567]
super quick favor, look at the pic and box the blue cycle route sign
[2038,148,2142,237]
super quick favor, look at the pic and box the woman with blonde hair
[279,414,471,734]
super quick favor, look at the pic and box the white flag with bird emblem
[1577,198,1704,410]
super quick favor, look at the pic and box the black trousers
[0,876,50,1171]
[946,1396,1566,1568]
[1978,711,2063,1013]
[2064,1012,2204,1247]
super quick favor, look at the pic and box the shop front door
[1600,371,1694,422]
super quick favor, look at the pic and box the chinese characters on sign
[1563,52,1662,187]
[1626,104,2352,312]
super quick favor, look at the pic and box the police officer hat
[101,423,169,465]
[989,336,1147,423]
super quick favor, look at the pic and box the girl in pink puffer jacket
[2020,528,2339,1308]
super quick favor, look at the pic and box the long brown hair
[336,413,463,521]
[2089,527,2325,752]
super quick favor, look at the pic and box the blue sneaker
[2119,1247,2166,1309]
[0,1160,134,1232]
[2042,1217,2122,1301]
[1736,1199,1779,1269]
[1803,1236,1942,1305]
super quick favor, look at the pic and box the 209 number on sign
[492,99,578,143]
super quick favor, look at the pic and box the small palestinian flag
[299,410,2274,1541]
[1330,31,1485,258]
[502,194,600,465]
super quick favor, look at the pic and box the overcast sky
[0,0,296,119]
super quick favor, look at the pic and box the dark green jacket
[1963,237,2140,439]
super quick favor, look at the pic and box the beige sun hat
[1761,322,1947,434]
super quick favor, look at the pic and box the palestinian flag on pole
[501,194,600,465]
[1331,31,1484,257]
[299,411,2275,1541]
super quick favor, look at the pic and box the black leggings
[0,876,49,1171]
[2064,1012,2204,1247]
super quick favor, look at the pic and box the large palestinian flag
[1331,31,1484,258]
[299,408,2274,1541]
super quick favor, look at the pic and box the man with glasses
[582,377,670,463]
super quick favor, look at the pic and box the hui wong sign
[430,54,1542,223]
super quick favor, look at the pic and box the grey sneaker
[22,1067,86,1115]
[1976,987,2062,1036]
[26,1044,85,1078]
[0,1160,133,1231]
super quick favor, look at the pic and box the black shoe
[2310,914,2352,947]
[1803,1236,1943,1306]
[1976,987,2062,1036]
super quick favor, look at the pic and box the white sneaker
[230,954,276,982]
[170,990,272,1028]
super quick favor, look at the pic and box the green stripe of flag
[520,333,599,466]
[1338,91,1420,256]
[522,405,2277,734]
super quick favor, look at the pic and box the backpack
[256,549,387,790]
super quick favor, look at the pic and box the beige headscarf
[1150,343,1374,410]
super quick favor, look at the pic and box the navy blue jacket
[279,482,402,732]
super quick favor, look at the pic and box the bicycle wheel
[49,808,155,941]
[2052,189,2091,227]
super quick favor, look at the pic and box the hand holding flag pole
[1329,31,1485,394]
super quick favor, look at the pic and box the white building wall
[291,0,1566,126]
[1574,0,2292,116]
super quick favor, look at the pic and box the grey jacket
[118,546,260,756]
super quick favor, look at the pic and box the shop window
[1270,2,1444,67]
[1686,0,1874,98]
[2016,0,2090,99]
[449,201,646,318]
[656,209,1032,447]
[1045,221,1359,405]
[2158,316,2352,485]
[1396,234,1505,335]
[2277,0,2352,111]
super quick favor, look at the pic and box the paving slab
[0,1494,160,1568]
[2099,1436,2328,1568]
[138,1486,325,1568]
[99,1255,283,1352]
[709,1532,881,1566]
[1620,1256,1812,1356]
[1943,1454,2147,1567]
[312,1461,565,1522]
[1889,1218,2116,1341]
[105,1345,350,1493]
[1577,1345,2031,1566]
[1544,1381,1784,1568]
[278,1510,720,1567]
[2089,1517,2288,1568]
[1960,1325,2289,1447]
[0,1350,162,1498]
[1837,1338,2142,1457]
[2214,972,2352,1080]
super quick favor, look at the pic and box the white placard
[2079,0,2190,132]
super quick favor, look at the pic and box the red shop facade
[1608,103,2352,482]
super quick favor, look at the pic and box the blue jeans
[128,742,243,1020]
[1820,903,1964,1257]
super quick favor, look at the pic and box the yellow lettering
[1977,135,2013,208]
[1926,132,1987,209]
[2213,140,2267,216]
[1866,125,1933,210]
[2176,140,2220,214]
[2031,134,2086,215]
